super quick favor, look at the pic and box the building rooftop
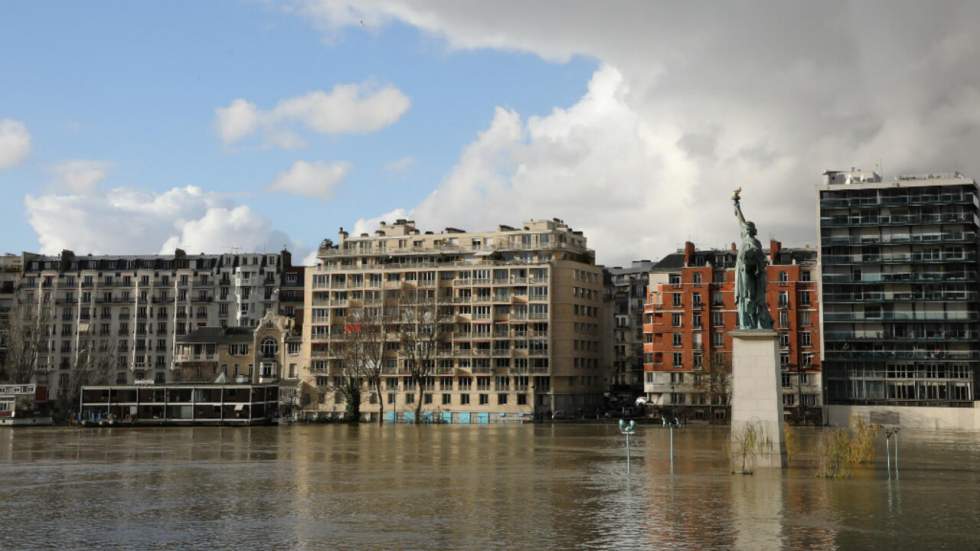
[177,326,254,344]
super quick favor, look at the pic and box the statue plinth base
[729,330,786,469]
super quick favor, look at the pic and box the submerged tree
[397,286,451,424]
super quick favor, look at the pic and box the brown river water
[0,424,977,550]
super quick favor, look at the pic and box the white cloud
[215,99,260,144]
[267,160,351,199]
[305,2,980,265]
[215,82,410,147]
[25,185,297,256]
[0,118,31,169]
[384,155,415,174]
[49,160,110,194]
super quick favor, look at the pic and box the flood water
[0,424,978,550]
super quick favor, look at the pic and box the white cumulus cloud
[304,1,980,265]
[0,118,31,169]
[49,160,110,194]
[267,160,351,199]
[215,82,410,148]
[25,185,298,256]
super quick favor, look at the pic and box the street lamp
[619,418,636,474]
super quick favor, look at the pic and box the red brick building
[642,241,822,422]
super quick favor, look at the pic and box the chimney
[683,241,695,266]
[730,242,737,252]
[338,226,348,245]
[770,239,782,264]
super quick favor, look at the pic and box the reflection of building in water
[302,219,610,422]
[643,241,822,423]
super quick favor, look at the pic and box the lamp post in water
[619,419,636,474]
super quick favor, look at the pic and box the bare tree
[397,286,451,424]
[352,298,394,425]
[57,335,117,416]
[331,313,367,422]
[695,353,732,423]
[0,298,51,384]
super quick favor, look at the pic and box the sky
[2,1,980,267]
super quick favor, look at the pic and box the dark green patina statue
[733,188,773,330]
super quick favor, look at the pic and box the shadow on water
[0,424,977,550]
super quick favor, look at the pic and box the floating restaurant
[79,383,279,426]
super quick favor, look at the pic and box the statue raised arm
[732,187,747,230]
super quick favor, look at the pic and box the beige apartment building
[300,219,608,422]
[173,311,302,385]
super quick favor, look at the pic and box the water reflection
[0,425,977,550]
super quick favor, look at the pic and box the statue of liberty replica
[732,187,773,330]
[729,187,785,469]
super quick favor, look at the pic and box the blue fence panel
[402,411,415,423]
[384,411,396,423]
[421,412,434,424]
[457,412,471,424]
[441,412,453,424]
[477,413,490,424]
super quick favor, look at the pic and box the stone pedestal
[730,330,786,469]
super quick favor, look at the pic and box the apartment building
[604,261,654,394]
[301,218,608,422]
[173,311,302,384]
[643,241,822,422]
[0,254,23,370]
[818,169,980,427]
[15,248,297,397]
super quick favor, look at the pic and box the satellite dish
[635,397,648,406]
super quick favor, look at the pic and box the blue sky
[3,2,976,266]
[0,1,594,257]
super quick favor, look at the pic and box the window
[779,333,790,347]
[801,270,811,282]
[692,292,702,306]
[692,272,702,285]
[498,393,508,405]
[460,394,471,405]
[442,393,451,405]
[712,332,724,346]
[800,332,812,346]
[672,333,682,347]
[693,313,702,328]
[672,293,682,307]
[668,274,681,286]
[261,337,278,358]
[479,394,489,405]
[423,393,433,404]
[711,311,723,326]
[779,310,789,328]
[778,291,789,307]
[800,311,811,326]
[799,290,811,306]
[673,352,683,367]
[517,394,528,405]
[405,393,415,404]
[779,271,788,283]
[672,313,682,327]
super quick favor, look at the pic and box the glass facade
[819,173,979,407]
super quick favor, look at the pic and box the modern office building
[818,169,980,427]
[604,261,655,395]
[14,248,299,398]
[301,218,609,422]
[643,241,822,422]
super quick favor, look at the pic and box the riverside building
[604,261,655,395]
[818,169,980,428]
[642,241,822,422]
[301,219,608,422]
[14,248,300,398]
